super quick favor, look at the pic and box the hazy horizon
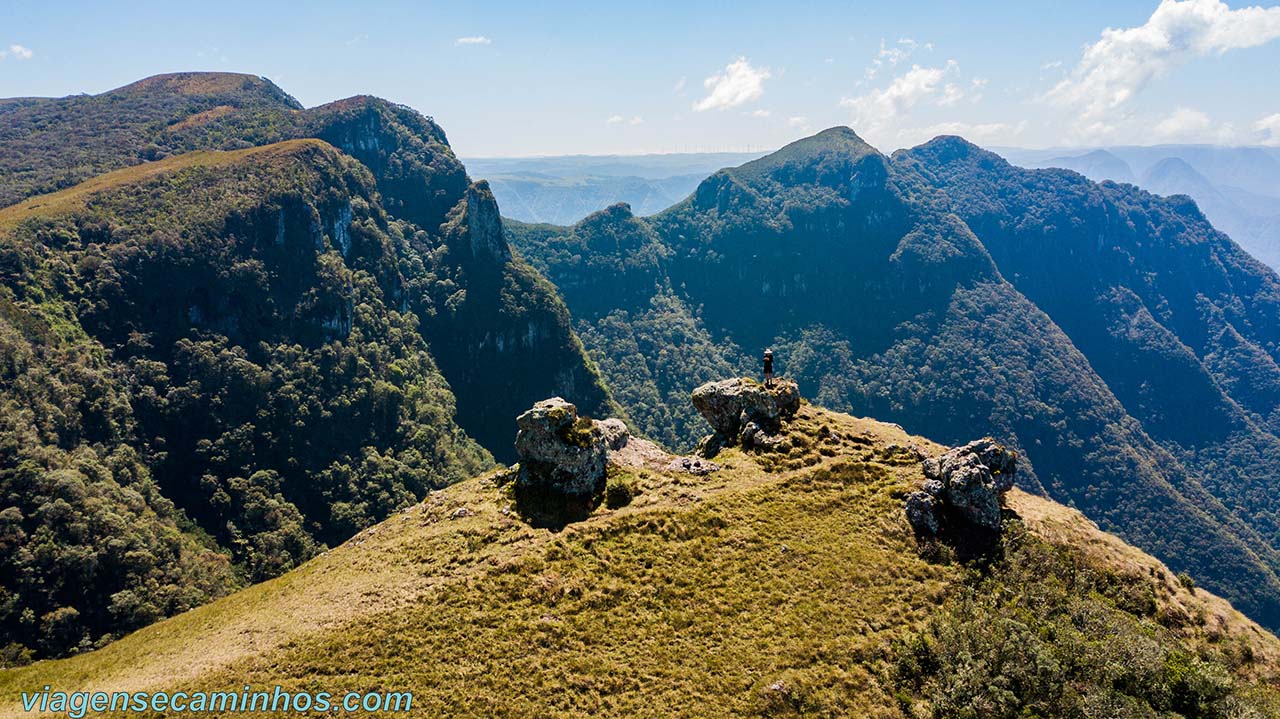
[5,0,1280,156]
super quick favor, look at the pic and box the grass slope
[0,140,331,228]
[3,401,1277,717]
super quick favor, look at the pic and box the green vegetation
[506,127,1280,631]
[603,466,638,508]
[0,72,617,462]
[0,141,493,660]
[3,404,1276,718]
[0,73,303,207]
[0,73,619,659]
[896,522,1279,718]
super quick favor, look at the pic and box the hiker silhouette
[763,349,774,387]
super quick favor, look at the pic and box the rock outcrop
[514,397,609,497]
[460,180,513,263]
[513,398,720,506]
[692,377,800,452]
[906,438,1017,534]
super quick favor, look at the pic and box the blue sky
[2,0,1279,156]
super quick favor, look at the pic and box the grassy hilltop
[3,397,1278,718]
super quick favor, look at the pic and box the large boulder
[692,378,801,445]
[906,438,1017,533]
[514,397,608,497]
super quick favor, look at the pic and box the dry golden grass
[166,104,237,130]
[0,139,333,230]
[117,72,267,97]
[1010,488,1280,678]
[3,401,1277,717]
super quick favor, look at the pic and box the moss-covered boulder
[514,397,609,497]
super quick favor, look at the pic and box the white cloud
[1254,113,1280,145]
[0,44,33,60]
[607,115,625,124]
[693,57,771,112]
[895,121,1028,148]
[1154,106,1214,139]
[673,76,686,93]
[938,83,964,106]
[454,36,491,46]
[1040,60,1064,71]
[1047,0,1280,128]
[788,116,809,128]
[629,116,644,125]
[751,109,771,117]
[840,62,959,130]
[865,37,924,79]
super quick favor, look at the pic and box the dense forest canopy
[9,70,1280,674]
[0,73,614,661]
[507,127,1280,632]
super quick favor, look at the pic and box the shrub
[604,470,637,509]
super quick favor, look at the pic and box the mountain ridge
[0,72,615,659]
[4,392,1277,717]
[508,125,1280,630]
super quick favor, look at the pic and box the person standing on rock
[763,349,775,388]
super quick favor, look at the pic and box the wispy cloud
[1154,106,1214,140]
[865,37,932,80]
[673,76,687,94]
[751,109,771,118]
[1253,112,1280,146]
[455,36,492,46]
[0,44,33,60]
[938,83,964,106]
[607,115,625,124]
[841,61,960,129]
[1046,0,1280,138]
[693,57,771,112]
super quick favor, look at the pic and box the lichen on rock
[511,397,718,526]
[691,377,800,453]
[514,397,608,497]
[905,437,1017,535]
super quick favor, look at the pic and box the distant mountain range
[462,153,765,225]
[997,145,1280,269]
[508,128,1280,631]
[471,145,1280,273]
[8,70,1280,687]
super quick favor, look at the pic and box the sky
[2,0,1280,157]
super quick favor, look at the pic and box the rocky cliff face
[457,180,513,263]
[0,73,616,657]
